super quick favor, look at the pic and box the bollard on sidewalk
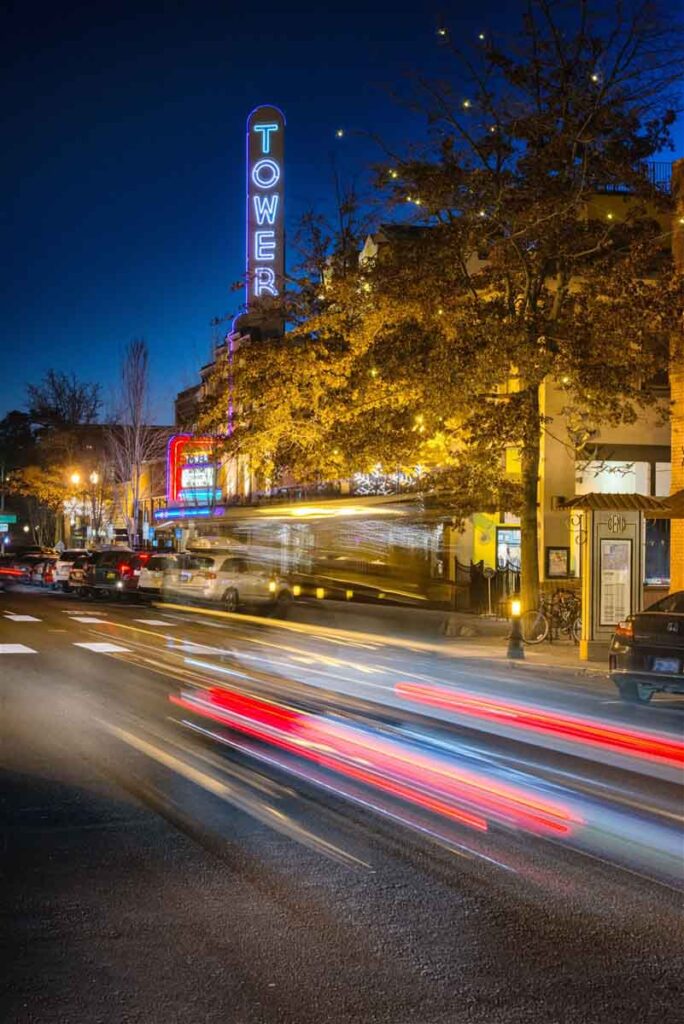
[507,597,525,659]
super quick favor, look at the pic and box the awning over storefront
[153,491,465,528]
[559,490,684,517]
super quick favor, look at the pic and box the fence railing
[453,559,520,615]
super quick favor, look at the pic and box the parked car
[137,553,178,599]
[9,552,53,583]
[54,549,90,592]
[68,554,94,596]
[162,550,291,612]
[42,560,56,587]
[609,591,684,703]
[29,557,58,587]
[82,549,139,599]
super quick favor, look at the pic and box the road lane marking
[69,616,109,624]
[133,619,171,625]
[73,642,131,653]
[175,642,225,654]
[3,613,41,621]
[0,644,37,653]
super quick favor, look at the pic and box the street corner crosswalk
[73,642,131,654]
[0,644,37,653]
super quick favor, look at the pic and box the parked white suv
[138,553,178,598]
[53,549,89,592]
[162,551,291,612]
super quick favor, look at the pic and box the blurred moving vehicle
[54,549,90,592]
[137,553,178,599]
[163,550,291,612]
[0,554,26,582]
[4,551,56,584]
[610,591,684,703]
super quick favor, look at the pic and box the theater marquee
[246,104,285,323]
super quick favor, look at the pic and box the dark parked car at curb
[609,591,684,703]
[83,549,138,598]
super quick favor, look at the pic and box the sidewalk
[285,599,609,676]
[466,634,610,677]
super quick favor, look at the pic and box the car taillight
[614,620,634,639]
[119,563,132,577]
[202,571,217,580]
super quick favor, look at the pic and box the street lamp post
[88,471,100,541]
[68,471,86,546]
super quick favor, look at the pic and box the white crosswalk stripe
[134,619,171,626]
[62,609,108,615]
[73,642,130,653]
[0,644,37,653]
[69,616,109,624]
[3,613,41,622]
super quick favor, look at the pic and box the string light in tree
[462,99,472,109]
[335,128,345,138]
[478,32,486,40]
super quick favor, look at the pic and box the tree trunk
[670,159,684,593]
[519,387,541,613]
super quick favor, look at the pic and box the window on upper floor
[576,460,649,495]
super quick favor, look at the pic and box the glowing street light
[70,472,81,486]
[507,597,525,659]
[89,471,99,485]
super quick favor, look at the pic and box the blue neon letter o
[252,159,280,189]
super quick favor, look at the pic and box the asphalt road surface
[2,586,683,1024]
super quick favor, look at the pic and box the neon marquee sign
[166,434,222,506]
[246,105,285,314]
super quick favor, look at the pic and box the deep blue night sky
[2,0,682,422]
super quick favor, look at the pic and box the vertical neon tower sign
[246,105,285,328]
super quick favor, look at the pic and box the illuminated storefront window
[496,527,521,569]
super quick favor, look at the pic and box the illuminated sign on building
[166,435,222,506]
[246,104,285,320]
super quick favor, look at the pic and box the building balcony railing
[598,161,672,195]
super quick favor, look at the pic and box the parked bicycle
[521,589,581,645]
